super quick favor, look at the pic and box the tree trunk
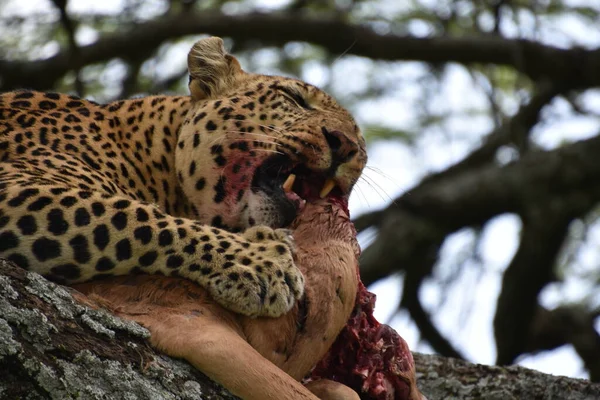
[1,259,598,400]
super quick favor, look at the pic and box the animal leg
[304,379,360,400]
[147,312,347,400]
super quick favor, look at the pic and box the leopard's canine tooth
[282,174,296,192]
[319,179,336,198]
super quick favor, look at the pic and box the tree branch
[419,79,562,187]
[3,259,599,399]
[360,131,600,286]
[0,259,238,400]
[527,305,600,381]
[396,132,600,229]
[414,353,600,399]
[494,207,575,365]
[1,12,600,91]
[357,118,600,370]
[403,268,466,359]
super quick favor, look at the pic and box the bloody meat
[310,197,424,400]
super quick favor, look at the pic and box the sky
[5,0,600,380]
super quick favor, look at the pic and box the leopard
[0,36,367,319]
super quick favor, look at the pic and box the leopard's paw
[243,226,296,256]
[208,226,304,318]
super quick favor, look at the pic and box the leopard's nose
[321,127,359,174]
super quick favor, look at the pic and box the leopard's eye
[279,87,313,111]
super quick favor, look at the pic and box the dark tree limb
[527,305,600,382]
[494,207,574,365]
[396,132,600,228]
[360,131,600,284]
[403,267,465,360]
[1,12,600,91]
[420,79,561,186]
[349,49,592,367]
[358,132,600,367]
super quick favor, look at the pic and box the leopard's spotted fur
[0,37,367,318]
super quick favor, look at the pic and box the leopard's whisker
[237,131,285,141]
[223,136,280,147]
[357,173,394,204]
[250,149,285,155]
[365,165,402,188]
[222,130,281,146]
[206,134,228,147]
[351,182,370,208]
[255,123,287,136]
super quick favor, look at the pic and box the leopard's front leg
[0,184,303,318]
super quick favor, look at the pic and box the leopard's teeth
[282,174,296,192]
[319,179,336,198]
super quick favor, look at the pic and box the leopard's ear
[187,37,244,101]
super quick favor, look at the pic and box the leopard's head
[175,37,367,230]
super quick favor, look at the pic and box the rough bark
[1,259,599,400]
[413,353,600,400]
[0,258,238,400]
